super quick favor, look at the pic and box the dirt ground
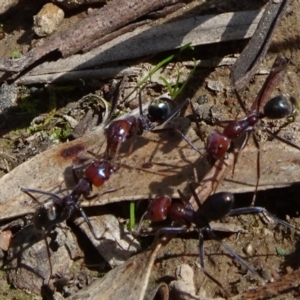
[0,0,300,299]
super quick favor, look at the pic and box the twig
[231,0,292,91]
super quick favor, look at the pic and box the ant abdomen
[84,159,117,187]
[147,97,176,122]
[264,94,297,119]
[197,192,234,223]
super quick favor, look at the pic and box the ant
[19,157,118,281]
[205,54,300,198]
[137,188,299,283]
[105,94,198,157]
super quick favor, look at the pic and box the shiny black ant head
[147,96,176,123]
[33,197,75,234]
[197,192,234,224]
[263,94,297,119]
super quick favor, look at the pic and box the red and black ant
[137,188,299,282]
[207,54,299,161]
[19,157,118,281]
[205,54,299,199]
[105,95,199,157]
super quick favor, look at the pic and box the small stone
[0,230,12,251]
[244,243,253,256]
[207,79,224,93]
[0,82,18,112]
[33,3,64,37]
[169,264,196,300]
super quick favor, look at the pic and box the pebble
[0,230,12,251]
[169,264,196,300]
[33,3,64,37]
[207,79,224,93]
[0,82,18,112]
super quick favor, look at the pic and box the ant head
[206,131,230,160]
[147,195,172,222]
[105,117,137,156]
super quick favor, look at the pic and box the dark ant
[105,95,198,157]
[205,55,300,199]
[137,189,299,282]
[20,157,118,281]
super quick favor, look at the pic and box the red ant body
[206,55,299,161]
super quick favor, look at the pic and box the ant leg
[189,99,205,142]
[198,231,205,269]
[177,189,195,210]
[251,134,261,206]
[231,132,249,177]
[197,229,228,295]
[43,235,53,284]
[171,126,203,155]
[152,125,202,155]
[127,124,138,157]
[78,205,126,246]
[84,186,124,201]
[188,184,202,208]
[204,225,264,283]
[78,208,103,240]
[227,207,300,231]
[263,126,300,151]
[139,227,187,247]
[21,187,61,203]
